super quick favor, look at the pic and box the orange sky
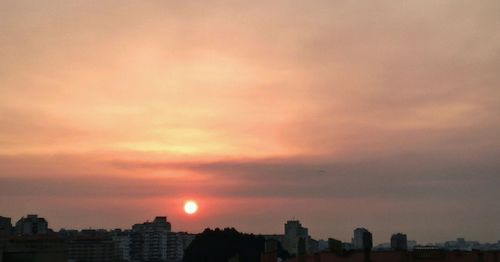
[1,1,500,244]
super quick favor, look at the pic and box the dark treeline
[183,228,291,262]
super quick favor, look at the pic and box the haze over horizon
[1,1,499,244]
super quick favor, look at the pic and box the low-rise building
[67,237,118,262]
[2,236,67,262]
[15,214,49,236]
[282,249,500,262]
[0,217,12,237]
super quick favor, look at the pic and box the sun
[184,200,198,215]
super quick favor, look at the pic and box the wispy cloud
[1,0,500,242]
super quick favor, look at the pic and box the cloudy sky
[1,0,499,244]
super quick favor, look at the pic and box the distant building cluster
[0,214,194,262]
[267,223,380,255]
[1,214,499,262]
[264,220,499,262]
[279,248,500,262]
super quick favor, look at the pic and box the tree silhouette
[183,228,290,262]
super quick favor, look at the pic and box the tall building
[352,228,372,250]
[15,214,48,236]
[166,232,195,262]
[130,216,171,262]
[390,233,408,251]
[283,220,309,256]
[0,216,12,236]
[112,231,131,262]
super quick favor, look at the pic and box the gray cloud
[4,152,495,201]
[111,152,500,199]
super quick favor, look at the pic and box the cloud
[3,152,499,202]
[111,152,500,198]
[1,0,500,241]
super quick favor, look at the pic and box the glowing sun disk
[184,200,198,215]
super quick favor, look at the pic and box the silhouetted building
[112,231,131,262]
[298,237,307,256]
[412,245,445,259]
[1,236,67,262]
[352,228,372,251]
[166,232,195,262]
[390,233,407,251]
[373,242,391,251]
[263,234,284,244]
[282,249,500,262]
[407,240,417,251]
[284,220,309,256]
[342,242,353,251]
[67,237,118,262]
[328,238,343,253]
[457,238,466,250]
[58,229,79,239]
[130,216,171,262]
[308,238,319,253]
[0,216,12,237]
[261,239,279,262]
[15,214,49,236]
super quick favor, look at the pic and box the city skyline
[3,213,499,261]
[1,213,498,248]
[1,0,500,245]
